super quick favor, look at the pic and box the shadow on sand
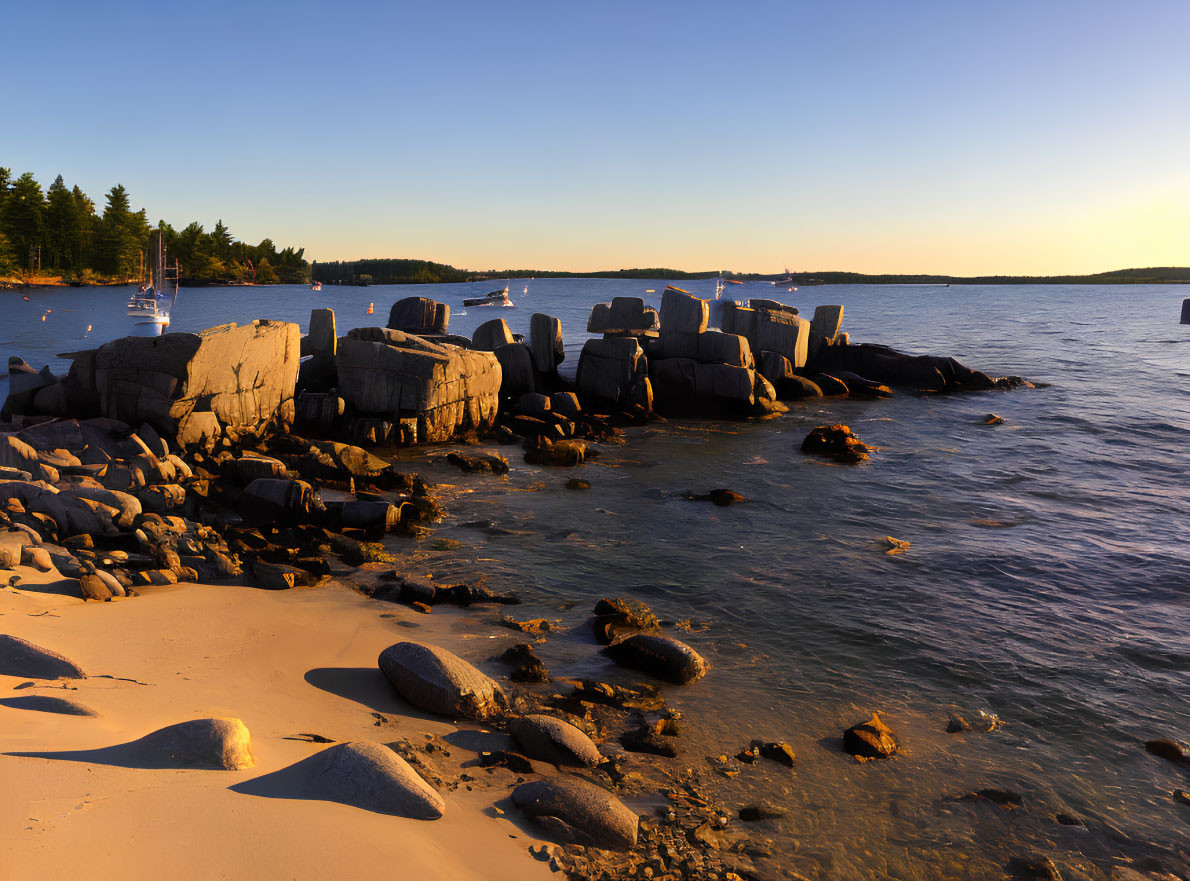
[303,666,440,724]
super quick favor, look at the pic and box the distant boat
[311,281,322,291]
[463,282,513,308]
[128,230,178,327]
[771,266,798,291]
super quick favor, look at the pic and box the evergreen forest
[0,167,309,285]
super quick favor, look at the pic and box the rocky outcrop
[510,714,603,767]
[23,321,301,448]
[529,313,564,376]
[335,327,500,443]
[575,338,650,410]
[810,343,1008,391]
[512,777,639,851]
[378,641,507,721]
[587,297,659,336]
[387,297,449,335]
[660,288,709,334]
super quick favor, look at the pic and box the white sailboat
[127,231,178,327]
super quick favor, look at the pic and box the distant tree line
[0,166,310,285]
[312,259,472,286]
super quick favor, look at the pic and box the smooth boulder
[304,741,445,819]
[604,633,707,685]
[378,641,507,721]
[510,714,603,767]
[136,717,255,769]
[843,712,899,759]
[512,776,639,851]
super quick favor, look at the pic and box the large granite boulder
[494,343,536,396]
[588,297,660,336]
[605,633,708,685]
[134,717,255,769]
[575,338,646,406]
[808,305,844,359]
[336,328,501,443]
[529,313,564,373]
[387,297,449,335]
[472,318,515,351]
[660,288,709,334]
[754,311,810,368]
[60,321,300,447]
[512,777,639,850]
[378,641,507,721]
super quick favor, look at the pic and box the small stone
[1144,739,1189,765]
[756,741,796,767]
[411,601,432,614]
[947,713,971,733]
[738,804,784,822]
[981,414,1005,425]
[708,489,744,507]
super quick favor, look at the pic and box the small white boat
[463,283,513,308]
[128,231,178,328]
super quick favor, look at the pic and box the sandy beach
[0,564,555,881]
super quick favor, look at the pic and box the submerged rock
[0,634,86,679]
[843,712,899,760]
[306,741,445,819]
[801,424,872,463]
[512,776,639,851]
[1144,739,1189,765]
[604,633,708,685]
[510,714,603,767]
[591,597,660,645]
[378,641,507,721]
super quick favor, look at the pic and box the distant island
[313,258,1190,287]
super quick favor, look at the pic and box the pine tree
[2,172,46,273]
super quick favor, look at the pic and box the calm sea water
[4,280,1189,879]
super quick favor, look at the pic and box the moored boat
[463,282,513,308]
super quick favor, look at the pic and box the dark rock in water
[136,717,254,769]
[620,724,677,757]
[709,488,744,506]
[558,679,663,712]
[1144,739,1189,764]
[565,476,590,490]
[781,375,823,399]
[959,788,1024,809]
[1054,812,1083,826]
[0,695,98,716]
[801,424,872,463]
[501,643,550,683]
[947,713,972,733]
[445,452,510,475]
[807,373,849,396]
[1182,298,1190,324]
[302,741,444,819]
[757,741,796,766]
[843,712,899,759]
[378,641,507,721]
[739,803,785,822]
[981,413,1005,425]
[1005,855,1062,880]
[836,370,893,397]
[512,776,639,851]
[0,634,86,679]
[510,714,603,767]
[811,342,1001,392]
[398,575,438,605]
[523,437,587,467]
[604,633,708,685]
[591,597,660,645]
[480,750,535,774]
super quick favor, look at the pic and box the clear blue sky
[5,0,1188,274]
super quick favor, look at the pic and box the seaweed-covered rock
[510,714,602,767]
[604,633,707,685]
[378,641,507,721]
[512,776,639,851]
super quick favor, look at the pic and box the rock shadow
[0,695,98,716]
[303,666,441,723]
[442,728,515,764]
[11,576,84,598]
